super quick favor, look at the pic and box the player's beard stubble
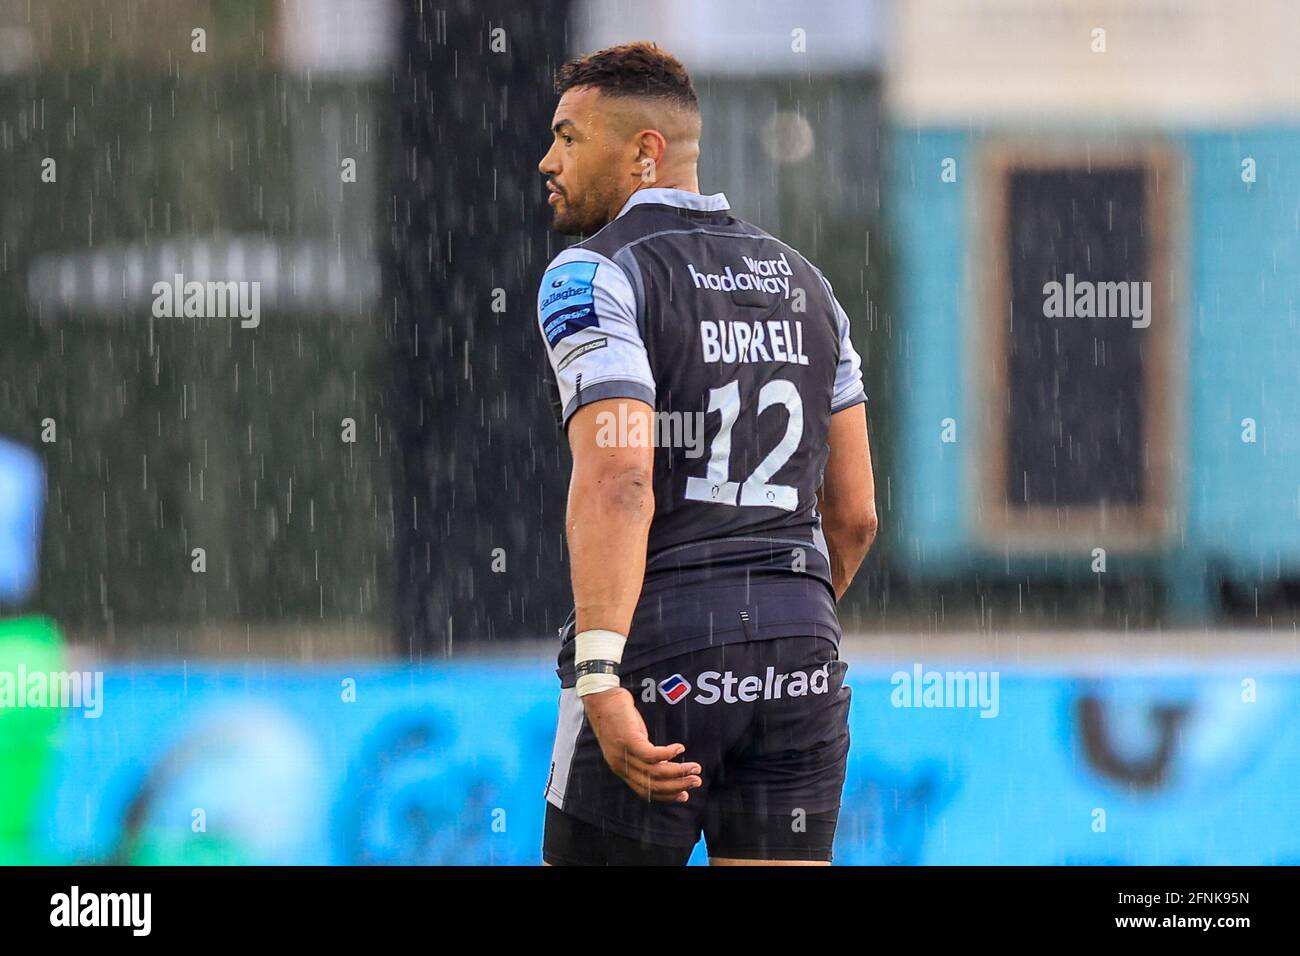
[548,172,625,236]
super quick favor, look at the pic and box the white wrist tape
[574,628,627,697]
[576,628,627,665]
[576,672,621,696]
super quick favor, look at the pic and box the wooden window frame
[970,141,1182,553]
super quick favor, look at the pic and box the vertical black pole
[386,0,574,656]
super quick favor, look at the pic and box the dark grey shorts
[542,635,851,862]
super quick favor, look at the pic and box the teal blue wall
[889,129,978,575]
[1186,131,1300,578]
[888,126,1300,586]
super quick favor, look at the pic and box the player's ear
[634,130,667,183]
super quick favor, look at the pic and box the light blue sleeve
[536,248,655,426]
[818,274,867,412]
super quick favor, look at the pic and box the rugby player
[536,42,878,865]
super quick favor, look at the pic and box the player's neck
[629,171,700,198]
[642,176,698,194]
[606,175,701,225]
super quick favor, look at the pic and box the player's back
[537,188,866,680]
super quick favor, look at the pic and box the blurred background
[1,0,1298,864]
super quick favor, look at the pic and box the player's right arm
[816,276,878,601]
[819,402,878,600]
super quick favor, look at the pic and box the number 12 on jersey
[684,378,803,512]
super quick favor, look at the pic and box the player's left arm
[535,249,659,640]
[565,398,654,639]
[565,399,702,801]
[536,250,703,802]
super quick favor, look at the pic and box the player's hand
[582,687,703,803]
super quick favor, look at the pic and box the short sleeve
[536,248,655,427]
[819,275,867,413]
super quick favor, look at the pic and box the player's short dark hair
[555,42,698,112]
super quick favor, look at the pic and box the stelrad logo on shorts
[658,674,692,703]
[648,663,831,704]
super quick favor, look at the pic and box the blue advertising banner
[36,660,1300,865]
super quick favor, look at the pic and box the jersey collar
[614,187,730,220]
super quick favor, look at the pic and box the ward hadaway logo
[658,674,692,704]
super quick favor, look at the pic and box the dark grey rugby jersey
[536,188,866,685]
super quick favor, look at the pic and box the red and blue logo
[658,674,692,704]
